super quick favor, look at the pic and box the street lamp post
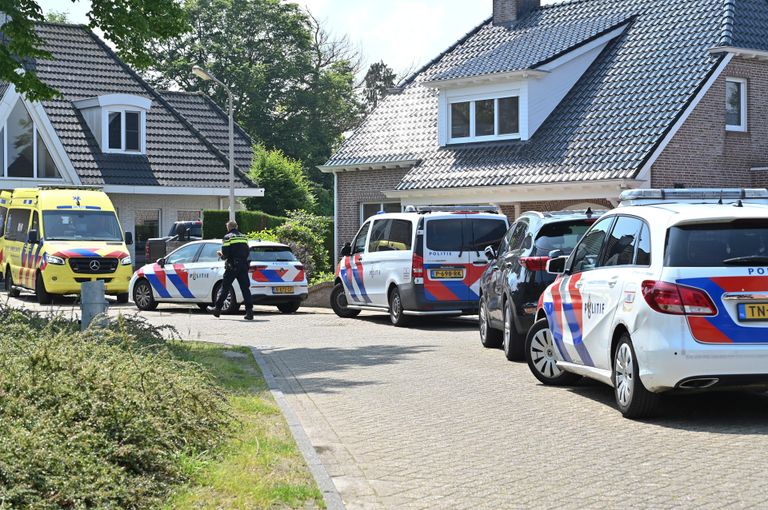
[192,65,236,222]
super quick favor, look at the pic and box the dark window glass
[507,221,529,253]
[636,223,651,266]
[475,99,495,136]
[498,97,520,135]
[602,217,642,267]
[249,246,298,262]
[665,220,768,267]
[368,219,390,252]
[42,211,122,242]
[352,222,370,254]
[0,206,6,237]
[362,203,399,220]
[726,80,743,127]
[166,243,201,265]
[426,218,507,252]
[533,221,593,257]
[470,219,508,251]
[426,219,465,252]
[30,211,39,237]
[108,112,122,149]
[6,209,30,242]
[451,102,470,139]
[125,111,140,151]
[387,220,413,251]
[7,100,34,178]
[36,132,61,178]
[198,242,222,263]
[570,217,615,274]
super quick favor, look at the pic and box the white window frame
[725,77,748,132]
[103,109,146,154]
[448,92,521,144]
[360,202,401,223]
[2,101,62,180]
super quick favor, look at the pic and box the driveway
[9,294,768,509]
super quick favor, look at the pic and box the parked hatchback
[478,210,601,360]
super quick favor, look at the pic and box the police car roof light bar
[618,188,768,206]
[407,205,501,214]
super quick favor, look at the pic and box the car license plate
[738,303,768,321]
[273,286,294,295]
[430,269,464,280]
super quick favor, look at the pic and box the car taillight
[519,256,550,271]
[412,253,424,280]
[294,264,304,270]
[641,280,717,316]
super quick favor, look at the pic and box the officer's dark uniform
[213,228,253,319]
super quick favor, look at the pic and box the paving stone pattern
[12,296,768,509]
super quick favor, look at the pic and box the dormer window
[1,99,62,179]
[74,94,151,154]
[449,94,520,143]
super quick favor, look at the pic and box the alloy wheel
[479,299,489,340]
[529,327,563,379]
[615,343,634,407]
[135,282,152,309]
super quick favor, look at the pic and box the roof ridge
[36,20,90,28]
[719,0,736,47]
[81,28,257,188]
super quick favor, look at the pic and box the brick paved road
[10,294,768,509]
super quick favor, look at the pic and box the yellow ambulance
[1,187,133,304]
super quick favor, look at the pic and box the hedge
[202,210,286,239]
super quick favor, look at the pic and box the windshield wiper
[723,256,768,265]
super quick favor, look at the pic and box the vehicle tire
[479,294,503,348]
[35,272,53,305]
[133,279,158,311]
[330,283,360,318]
[115,293,129,304]
[388,287,410,327]
[503,299,525,361]
[277,301,301,314]
[613,333,661,419]
[525,319,581,386]
[214,282,239,314]
[5,268,20,298]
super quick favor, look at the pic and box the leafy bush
[243,145,316,216]
[202,209,286,239]
[309,271,335,286]
[0,308,229,509]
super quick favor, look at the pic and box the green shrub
[202,210,286,239]
[0,309,229,509]
[243,145,316,216]
[309,271,335,286]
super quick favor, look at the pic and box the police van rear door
[423,215,474,302]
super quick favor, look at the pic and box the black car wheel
[35,272,53,305]
[277,301,301,314]
[133,279,158,311]
[214,283,240,314]
[614,333,661,419]
[330,283,360,318]
[479,294,503,348]
[503,299,525,361]
[389,287,410,327]
[525,319,581,386]
[5,268,20,298]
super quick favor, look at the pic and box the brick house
[321,0,768,258]
[0,22,263,264]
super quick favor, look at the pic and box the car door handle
[608,276,620,288]
[575,282,584,289]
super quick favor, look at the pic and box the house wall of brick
[334,168,410,256]
[651,57,768,188]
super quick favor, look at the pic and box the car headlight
[45,254,65,265]
[121,256,132,266]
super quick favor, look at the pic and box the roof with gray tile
[727,0,768,51]
[327,0,763,192]
[29,23,256,189]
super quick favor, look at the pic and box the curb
[250,347,346,510]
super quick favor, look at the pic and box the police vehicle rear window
[426,219,507,252]
[532,221,593,257]
[665,220,768,267]
[249,246,298,262]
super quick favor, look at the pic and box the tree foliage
[244,144,316,217]
[363,60,397,111]
[144,0,363,186]
[0,0,189,101]
[44,10,70,23]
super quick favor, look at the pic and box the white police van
[528,189,768,418]
[331,206,509,326]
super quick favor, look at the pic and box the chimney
[493,0,540,26]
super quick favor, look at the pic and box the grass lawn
[164,342,325,509]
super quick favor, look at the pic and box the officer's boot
[206,306,221,318]
[244,309,254,321]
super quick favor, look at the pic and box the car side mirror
[484,245,497,261]
[27,229,38,244]
[340,243,352,257]
[125,231,133,246]
[547,256,569,275]
[156,257,166,266]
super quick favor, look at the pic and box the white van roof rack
[619,188,768,207]
[404,205,501,214]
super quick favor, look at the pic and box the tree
[0,0,188,101]
[363,61,397,111]
[44,10,70,23]
[244,144,316,217]
[144,0,363,187]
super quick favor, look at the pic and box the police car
[331,206,509,326]
[130,240,308,313]
[527,189,768,418]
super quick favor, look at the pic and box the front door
[187,242,222,302]
[364,218,391,306]
[161,243,202,300]
[341,221,371,304]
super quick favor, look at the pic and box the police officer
[208,220,254,320]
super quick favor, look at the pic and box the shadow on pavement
[356,314,478,332]
[564,383,768,434]
[264,344,437,395]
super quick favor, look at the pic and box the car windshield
[666,219,768,267]
[43,210,123,242]
[249,246,298,262]
[533,221,594,257]
[170,223,202,237]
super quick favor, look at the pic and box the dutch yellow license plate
[430,269,464,280]
[273,286,294,295]
[738,303,768,321]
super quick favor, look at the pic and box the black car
[478,210,601,361]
